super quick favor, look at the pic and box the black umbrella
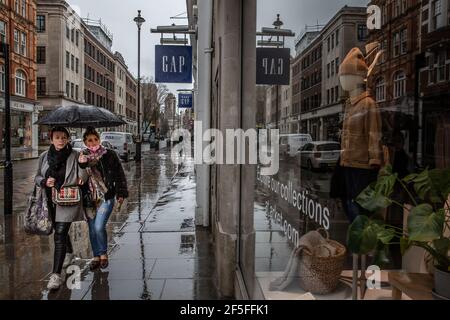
[35,105,126,128]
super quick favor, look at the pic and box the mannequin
[336,46,383,222]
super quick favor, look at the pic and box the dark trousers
[46,188,73,274]
[340,166,378,222]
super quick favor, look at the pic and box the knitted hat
[338,47,368,78]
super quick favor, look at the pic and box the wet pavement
[0,147,219,300]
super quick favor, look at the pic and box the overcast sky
[68,0,369,95]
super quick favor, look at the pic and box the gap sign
[155,45,193,83]
[178,93,193,109]
[256,48,290,85]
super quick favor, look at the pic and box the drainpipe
[195,0,213,227]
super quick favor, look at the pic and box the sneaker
[62,253,75,268]
[47,274,62,291]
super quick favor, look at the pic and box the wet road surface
[0,147,219,300]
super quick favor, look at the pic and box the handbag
[52,186,81,206]
[24,185,53,236]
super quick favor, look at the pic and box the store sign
[178,93,193,109]
[256,48,290,85]
[155,45,193,83]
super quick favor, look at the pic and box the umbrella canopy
[35,105,127,128]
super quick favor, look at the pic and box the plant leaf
[347,215,379,254]
[403,173,418,183]
[373,244,391,267]
[400,237,412,255]
[356,185,392,213]
[428,169,450,202]
[433,238,450,259]
[377,227,396,245]
[412,169,432,201]
[374,172,397,197]
[408,205,445,242]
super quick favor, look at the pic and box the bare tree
[141,76,170,133]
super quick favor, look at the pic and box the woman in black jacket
[78,127,128,270]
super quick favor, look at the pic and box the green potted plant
[347,165,450,299]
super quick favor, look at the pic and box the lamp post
[1,42,12,215]
[134,10,145,162]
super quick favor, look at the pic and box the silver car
[296,141,341,170]
[71,139,119,157]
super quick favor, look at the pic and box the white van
[100,132,136,162]
[279,134,313,158]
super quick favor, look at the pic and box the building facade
[0,0,38,150]
[36,0,84,143]
[125,70,137,135]
[82,18,115,118]
[418,0,450,168]
[114,51,127,132]
[367,0,421,161]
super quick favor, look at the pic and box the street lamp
[1,42,12,215]
[134,10,145,162]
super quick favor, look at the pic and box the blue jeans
[88,199,115,257]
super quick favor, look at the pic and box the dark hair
[50,126,70,140]
[83,126,100,142]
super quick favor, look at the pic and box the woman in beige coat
[35,126,88,290]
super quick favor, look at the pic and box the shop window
[37,15,45,33]
[394,71,406,98]
[15,69,26,97]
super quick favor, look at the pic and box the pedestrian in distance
[34,126,88,290]
[78,127,128,271]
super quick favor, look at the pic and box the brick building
[125,70,137,135]
[0,0,38,150]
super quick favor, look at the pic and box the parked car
[71,139,120,158]
[279,134,313,158]
[100,132,136,162]
[296,141,341,170]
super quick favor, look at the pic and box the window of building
[20,31,26,56]
[335,29,339,46]
[394,71,406,98]
[327,37,330,52]
[432,0,442,30]
[75,84,79,100]
[335,86,339,101]
[375,77,386,102]
[327,63,330,78]
[0,21,6,43]
[75,58,79,73]
[37,46,46,64]
[66,24,70,40]
[71,82,74,99]
[75,30,79,46]
[331,34,335,49]
[357,24,367,42]
[21,0,26,17]
[71,54,74,71]
[437,51,446,81]
[66,51,70,68]
[66,80,70,97]
[15,69,26,96]
[37,15,45,32]
[401,29,407,54]
[335,57,339,74]
[13,29,19,53]
[15,0,19,13]
[327,89,330,104]
[393,32,401,57]
[0,64,4,92]
[331,60,335,76]
[71,29,74,43]
[37,77,46,96]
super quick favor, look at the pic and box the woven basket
[298,229,347,295]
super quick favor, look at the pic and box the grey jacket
[35,149,88,223]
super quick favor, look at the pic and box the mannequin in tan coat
[337,45,383,222]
